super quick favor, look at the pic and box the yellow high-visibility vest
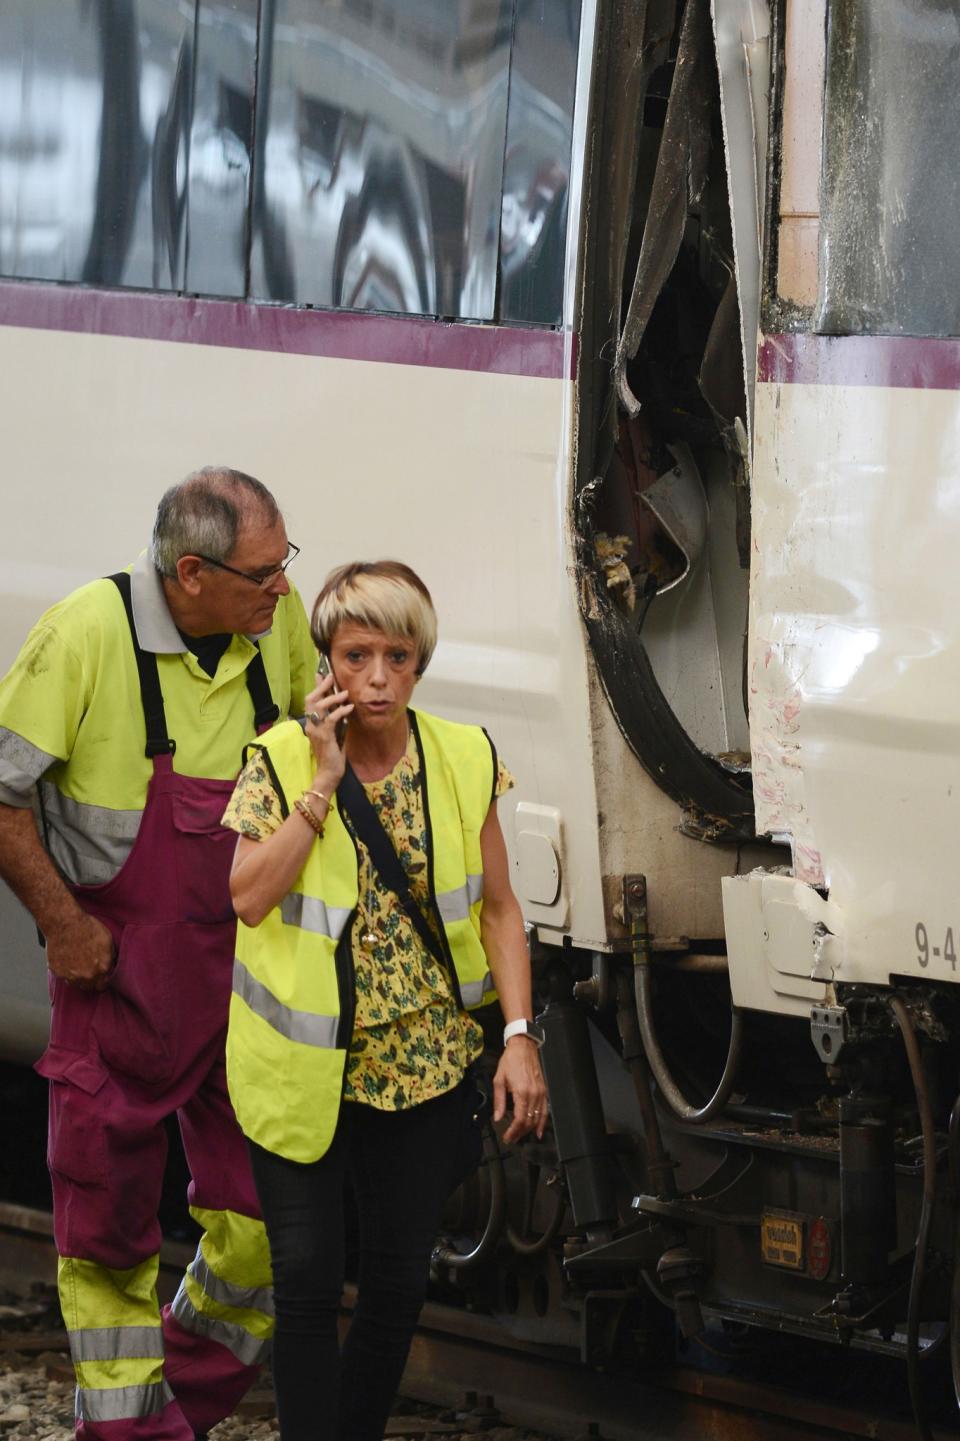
[226,709,497,1161]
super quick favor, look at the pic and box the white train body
[4,0,960,1409]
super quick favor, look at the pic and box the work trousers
[44,1037,273,1441]
[249,1080,479,1441]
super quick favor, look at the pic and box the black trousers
[248,1079,480,1441]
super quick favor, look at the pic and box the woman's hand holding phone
[304,660,353,794]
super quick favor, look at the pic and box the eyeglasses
[197,542,300,587]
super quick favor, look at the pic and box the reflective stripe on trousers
[76,1381,174,1424]
[169,1208,273,1367]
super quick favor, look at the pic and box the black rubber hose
[505,1177,566,1259]
[633,948,743,1125]
[432,1122,505,1271]
[948,1094,960,1413]
[889,995,936,1441]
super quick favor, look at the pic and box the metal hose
[950,1094,960,1415]
[433,1122,565,1267]
[889,995,936,1441]
[632,923,743,1125]
[432,1123,505,1271]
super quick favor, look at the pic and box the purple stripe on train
[758,331,960,391]
[0,280,574,381]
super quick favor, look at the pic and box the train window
[816,0,960,337]
[497,0,582,327]
[0,0,195,291]
[0,0,580,323]
[248,0,515,320]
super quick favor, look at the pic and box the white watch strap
[503,1018,541,1046]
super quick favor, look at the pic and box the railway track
[0,1202,954,1441]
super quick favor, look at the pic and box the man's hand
[0,802,116,989]
[492,1035,548,1145]
[44,911,115,991]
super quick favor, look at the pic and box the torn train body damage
[572,0,860,977]
[573,0,764,846]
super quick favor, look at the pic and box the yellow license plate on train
[761,1211,804,1270]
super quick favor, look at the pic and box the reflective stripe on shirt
[40,779,142,885]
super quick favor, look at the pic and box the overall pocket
[35,1044,110,1186]
[171,790,237,924]
[92,923,176,1087]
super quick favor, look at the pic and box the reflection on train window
[250,0,515,319]
[0,0,582,325]
[499,0,581,326]
[0,0,195,291]
[816,0,960,337]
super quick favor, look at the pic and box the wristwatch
[503,1018,545,1048]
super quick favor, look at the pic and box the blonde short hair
[311,561,437,674]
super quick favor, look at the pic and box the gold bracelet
[304,789,329,808]
[294,796,325,837]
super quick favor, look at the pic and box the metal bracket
[622,874,647,922]
[810,1004,848,1064]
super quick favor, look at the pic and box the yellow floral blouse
[222,730,514,1111]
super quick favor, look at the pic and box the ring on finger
[307,711,320,723]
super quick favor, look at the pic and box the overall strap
[110,573,280,752]
[337,764,447,970]
[245,646,280,732]
[109,572,175,758]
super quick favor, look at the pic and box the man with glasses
[0,467,317,1441]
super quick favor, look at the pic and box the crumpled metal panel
[710,0,770,438]
[186,0,259,299]
[614,0,714,415]
[498,0,582,327]
[0,0,196,290]
[250,0,514,319]
[816,0,960,337]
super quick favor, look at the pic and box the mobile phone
[316,652,347,745]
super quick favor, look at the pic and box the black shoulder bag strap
[337,763,448,970]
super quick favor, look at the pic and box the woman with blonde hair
[221,560,546,1440]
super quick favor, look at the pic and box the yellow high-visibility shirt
[0,551,317,884]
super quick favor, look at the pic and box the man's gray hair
[152,467,280,578]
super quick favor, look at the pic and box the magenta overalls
[36,573,278,1441]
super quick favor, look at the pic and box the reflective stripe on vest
[280,890,352,939]
[233,959,339,1049]
[460,970,497,1009]
[67,1325,164,1364]
[436,872,483,924]
[76,1380,173,1423]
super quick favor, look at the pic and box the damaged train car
[2,0,960,1428]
